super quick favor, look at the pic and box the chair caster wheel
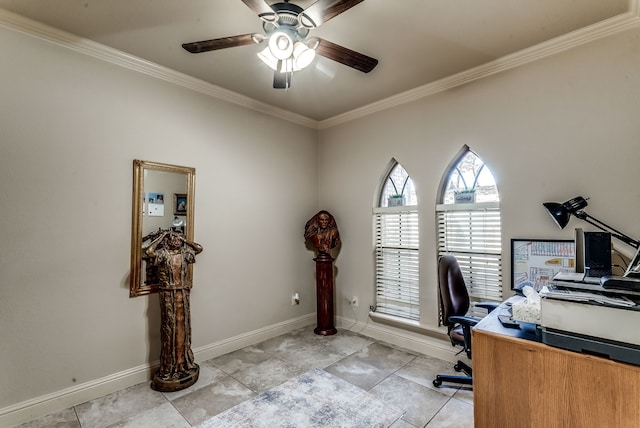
[454,363,463,372]
[433,379,442,387]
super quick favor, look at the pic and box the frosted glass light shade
[293,42,316,70]
[258,46,278,70]
[268,31,294,60]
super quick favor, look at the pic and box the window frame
[373,161,419,323]
[436,149,503,319]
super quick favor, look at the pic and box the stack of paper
[552,271,586,282]
[540,285,636,308]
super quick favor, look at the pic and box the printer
[540,277,640,366]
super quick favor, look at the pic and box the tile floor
[16,326,473,428]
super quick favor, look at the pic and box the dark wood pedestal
[314,253,337,336]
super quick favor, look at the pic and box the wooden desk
[473,301,640,428]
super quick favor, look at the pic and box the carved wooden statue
[305,210,341,256]
[146,230,203,391]
[305,210,340,335]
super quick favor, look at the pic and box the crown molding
[0,8,318,129]
[318,0,640,129]
[1,1,638,131]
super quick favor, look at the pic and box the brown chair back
[438,255,470,329]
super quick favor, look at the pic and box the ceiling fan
[181,0,378,89]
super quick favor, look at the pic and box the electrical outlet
[351,296,359,307]
[292,292,300,306]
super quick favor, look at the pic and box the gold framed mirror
[130,160,195,297]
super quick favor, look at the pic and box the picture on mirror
[148,192,165,217]
[175,193,187,215]
[149,193,165,204]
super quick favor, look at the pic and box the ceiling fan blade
[315,38,378,73]
[300,0,365,28]
[241,0,275,17]
[182,34,258,54]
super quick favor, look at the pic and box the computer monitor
[511,238,576,292]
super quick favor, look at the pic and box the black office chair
[433,255,498,388]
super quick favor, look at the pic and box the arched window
[373,160,419,321]
[436,147,502,317]
[379,162,418,207]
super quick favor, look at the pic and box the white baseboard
[0,313,316,427]
[192,313,316,362]
[336,315,465,364]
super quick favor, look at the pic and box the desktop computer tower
[574,228,584,273]
[583,231,612,278]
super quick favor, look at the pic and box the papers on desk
[553,271,585,282]
[550,279,640,297]
[540,285,636,308]
[554,271,605,285]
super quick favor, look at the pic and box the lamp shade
[293,41,316,70]
[257,46,278,70]
[268,30,294,60]
[543,202,571,229]
[543,196,589,229]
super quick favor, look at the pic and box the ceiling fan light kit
[293,40,317,68]
[268,30,294,60]
[181,0,378,89]
[259,38,316,70]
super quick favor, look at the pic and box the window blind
[374,207,419,321]
[436,203,502,317]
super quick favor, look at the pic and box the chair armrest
[448,315,479,359]
[476,301,500,313]
[448,315,479,327]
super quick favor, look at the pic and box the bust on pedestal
[304,211,340,336]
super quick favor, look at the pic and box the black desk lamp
[543,196,640,282]
[543,196,639,249]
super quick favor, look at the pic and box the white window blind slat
[374,209,420,321]
[436,207,502,318]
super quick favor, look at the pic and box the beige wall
[0,24,318,411]
[2,13,640,424]
[318,28,640,331]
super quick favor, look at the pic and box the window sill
[369,311,448,338]
[435,201,500,211]
[372,205,418,214]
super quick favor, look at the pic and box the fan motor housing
[262,3,310,39]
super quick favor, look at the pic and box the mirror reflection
[130,160,195,297]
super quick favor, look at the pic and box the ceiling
[0,0,631,121]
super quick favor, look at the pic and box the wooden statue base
[151,365,199,392]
